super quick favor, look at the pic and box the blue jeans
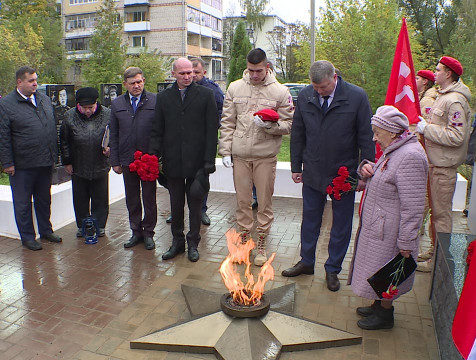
[300,183,355,274]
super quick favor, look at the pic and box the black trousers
[168,177,202,249]
[9,166,53,243]
[72,173,109,228]
[122,166,157,237]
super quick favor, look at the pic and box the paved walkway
[0,187,467,359]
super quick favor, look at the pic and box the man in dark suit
[109,67,157,250]
[0,66,62,250]
[281,60,374,292]
[149,58,218,262]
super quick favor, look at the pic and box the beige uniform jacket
[423,79,472,168]
[419,87,438,120]
[218,70,294,161]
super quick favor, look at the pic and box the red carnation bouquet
[326,166,358,200]
[129,151,159,182]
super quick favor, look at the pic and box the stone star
[131,284,361,359]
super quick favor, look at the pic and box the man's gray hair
[124,67,143,81]
[190,57,206,68]
[309,61,336,84]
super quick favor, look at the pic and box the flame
[219,229,276,305]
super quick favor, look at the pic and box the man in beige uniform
[414,69,437,263]
[219,48,293,266]
[416,56,472,270]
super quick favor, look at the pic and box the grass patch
[0,173,9,186]
[277,135,290,162]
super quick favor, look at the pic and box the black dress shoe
[188,247,199,262]
[201,212,211,225]
[124,235,143,248]
[166,215,172,224]
[162,243,185,260]
[143,237,156,250]
[281,261,314,277]
[41,233,62,243]
[326,272,340,292]
[98,228,106,237]
[23,240,42,251]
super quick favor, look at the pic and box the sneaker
[417,246,434,262]
[254,233,267,266]
[240,230,250,245]
[416,259,433,273]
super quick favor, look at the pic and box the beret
[253,108,279,122]
[76,87,99,105]
[417,70,435,82]
[439,56,463,76]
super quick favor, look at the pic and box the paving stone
[0,189,454,359]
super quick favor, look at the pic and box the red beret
[253,108,279,122]
[439,56,463,76]
[417,70,435,82]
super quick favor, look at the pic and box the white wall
[0,161,467,239]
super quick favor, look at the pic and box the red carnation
[327,166,358,200]
[134,150,142,160]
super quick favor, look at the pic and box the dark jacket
[60,104,111,180]
[149,81,218,178]
[196,77,224,122]
[109,91,156,167]
[291,77,375,193]
[0,90,57,169]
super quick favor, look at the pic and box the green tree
[0,0,64,86]
[227,21,253,86]
[448,0,476,108]
[126,49,172,93]
[81,0,126,89]
[398,0,459,57]
[240,0,269,46]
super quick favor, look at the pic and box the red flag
[452,242,476,359]
[374,18,421,160]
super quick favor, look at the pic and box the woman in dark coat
[60,87,111,237]
[348,105,428,330]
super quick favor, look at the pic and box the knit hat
[417,70,435,82]
[253,108,279,122]
[371,106,409,133]
[439,56,463,76]
[76,87,99,105]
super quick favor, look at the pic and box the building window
[65,13,96,31]
[69,0,97,4]
[65,37,90,51]
[125,11,148,22]
[187,7,200,24]
[212,59,222,80]
[132,36,146,47]
[201,0,222,10]
[212,38,222,52]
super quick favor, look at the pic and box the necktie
[26,96,34,106]
[131,96,137,113]
[180,89,186,102]
[321,96,329,114]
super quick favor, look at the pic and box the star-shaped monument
[131,283,361,359]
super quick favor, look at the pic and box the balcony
[127,46,148,55]
[124,21,150,32]
[124,0,149,6]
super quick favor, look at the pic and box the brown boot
[418,245,434,262]
[240,229,250,245]
[254,233,267,266]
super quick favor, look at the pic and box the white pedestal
[0,172,125,239]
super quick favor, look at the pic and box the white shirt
[17,89,37,107]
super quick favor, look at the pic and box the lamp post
[310,0,315,64]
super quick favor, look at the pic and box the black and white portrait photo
[101,83,122,108]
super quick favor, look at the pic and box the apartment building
[224,15,288,77]
[62,0,224,81]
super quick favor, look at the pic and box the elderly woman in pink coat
[348,105,428,330]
